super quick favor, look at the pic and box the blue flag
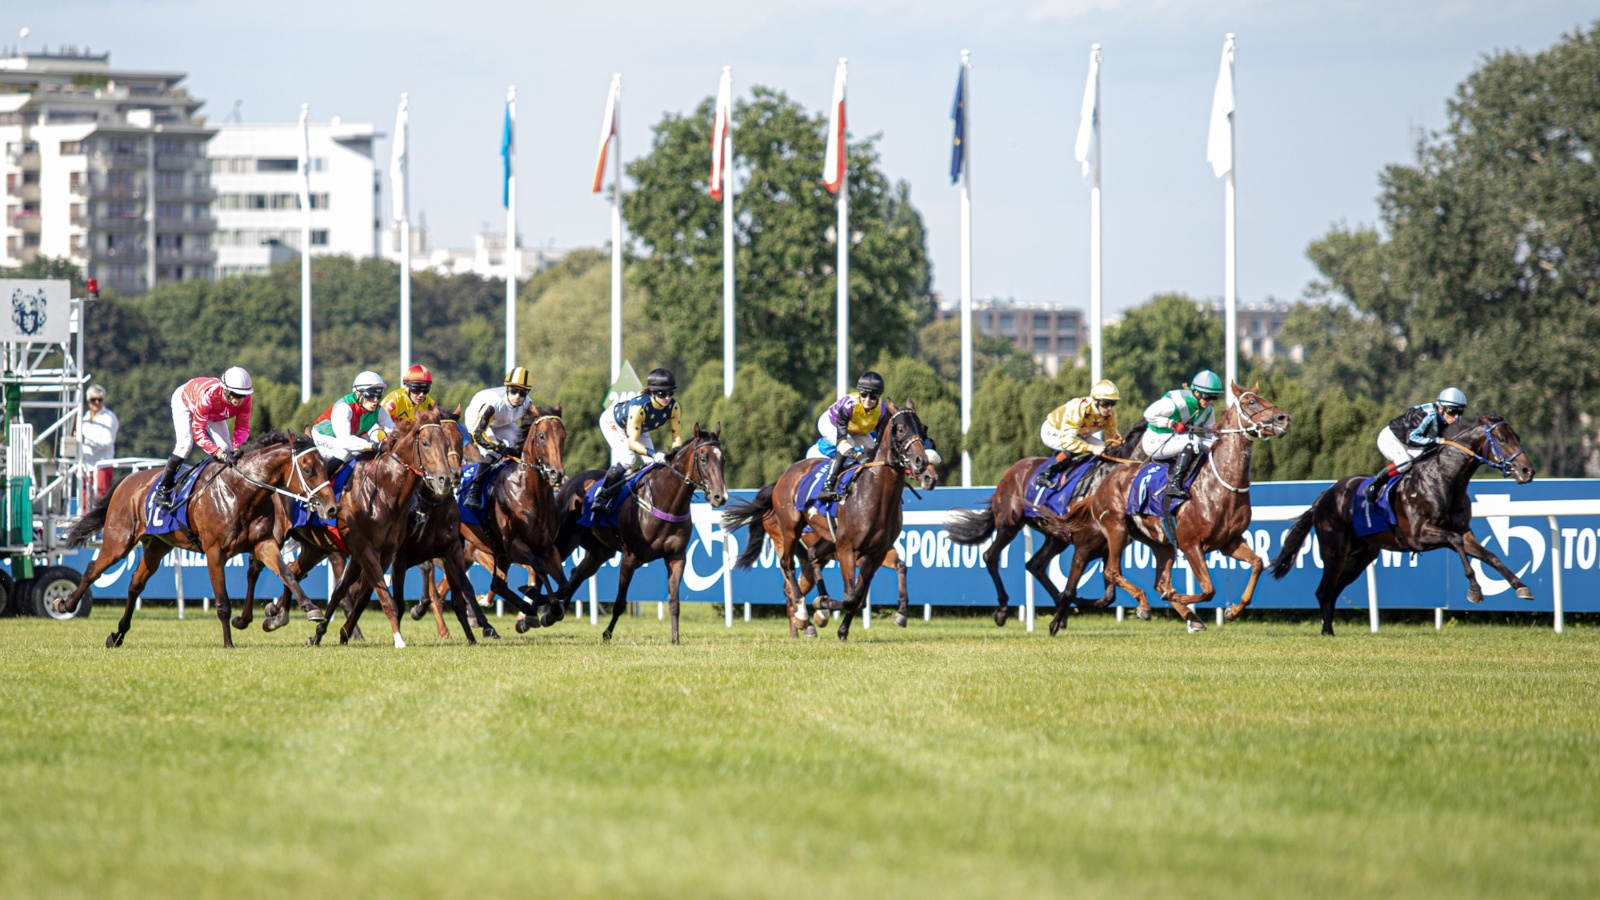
[501,102,513,208]
[950,67,965,184]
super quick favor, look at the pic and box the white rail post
[1023,527,1034,632]
[1548,515,1564,634]
[1435,608,1443,630]
[1365,563,1379,633]
[174,547,184,620]
[723,533,735,628]
[201,552,209,612]
[744,602,751,622]
[590,577,598,625]
[863,581,871,629]
[923,603,931,621]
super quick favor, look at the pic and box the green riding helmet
[1190,370,1225,397]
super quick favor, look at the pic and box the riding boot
[816,452,849,502]
[1364,462,1404,504]
[463,460,495,514]
[326,455,348,483]
[153,454,184,509]
[590,464,628,514]
[1034,453,1078,489]
[1164,445,1200,501]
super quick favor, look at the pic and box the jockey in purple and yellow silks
[810,371,889,503]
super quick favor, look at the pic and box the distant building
[0,47,216,294]
[1205,298,1302,364]
[399,229,570,281]
[210,120,380,278]
[938,297,1085,376]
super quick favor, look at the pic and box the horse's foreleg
[1101,528,1151,620]
[774,537,809,638]
[235,556,264,631]
[439,547,478,645]
[837,554,882,642]
[602,556,639,642]
[409,559,435,621]
[986,519,1024,625]
[886,546,910,628]
[205,549,235,649]
[1222,537,1265,621]
[1422,527,1482,604]
[666,555,685,645]
[1173,543,1214,631]
[1461,531,1534,601]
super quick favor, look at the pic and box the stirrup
[153,488,176,510]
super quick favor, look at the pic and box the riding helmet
[1436,386,1467,412]
[403,364,433,387]
[1190,370,1224,397]
[1090,379,1120,402]
[221,366,254,396]
[353,370,386,398]
[855,371,885,396]
[646,368,677,393]
[504,367,534,392]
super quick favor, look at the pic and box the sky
[12,1,1596,315]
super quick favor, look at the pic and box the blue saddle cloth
[1023,458,1095,518]
[143,460,214,536]
[794,458,869,519]
[1352,475,1400,537]
[576,466,656,530]
[1126,460,1203,518]
[455,458,516,527]
[288,458,358,529]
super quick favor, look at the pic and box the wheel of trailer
[0,569,15,617]
[29,566,89,619]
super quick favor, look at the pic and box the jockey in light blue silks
[1141,369,1225,502]
[1364,387,1467,504]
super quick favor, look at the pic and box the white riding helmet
[221,366,254,396]
[352,370,387,394]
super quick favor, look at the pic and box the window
[1033,334,1051,352]
[310,230,329,247]
[156,171,185,189]
[1034,314,1050,332]
[256,158,298,173]
[156,202,185,219]
[60,140,87,155]
[106,138,139,155]
[998,314,1015,335]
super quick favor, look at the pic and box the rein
[518,415,565,484]
[637,437,717,522]
[230,446,333,506]
[1439,421,1524,476]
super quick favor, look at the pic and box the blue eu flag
[950,67,966,185]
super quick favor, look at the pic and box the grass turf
[1,607,1596,899]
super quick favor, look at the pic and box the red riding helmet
[403,364,433,388]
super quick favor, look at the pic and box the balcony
[88,214,148,232]
[7,151,40,169]
[155,246,216,265]
[75,183,146,201]
[86,245,148,264]
[92,152,150,170]
[103,274,149,295]
[156,153,208,171]
[7,211,42,233]
[7,183,42,202]
[155,215,215,233]
[154,185,217,203]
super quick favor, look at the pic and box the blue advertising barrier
[26,479,1600,617]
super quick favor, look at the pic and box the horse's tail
[65,484,118,548]
[722,483,773,534]
[733,530,767,570]
[1268,500,1321,580]
[946,502,996,546]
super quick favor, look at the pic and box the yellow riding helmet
[1090,380,1120,403]
[504,367,533,392]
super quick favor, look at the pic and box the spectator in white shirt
[75,384,119,508]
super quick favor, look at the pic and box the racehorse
[1061,382,1290,631]
[56,431,338,648]
[456,405,569,633]
[945,446,1137,636]
[552,424,728,644]
[724,400,931,641]
[1269,413,1535,636]
[300,407,459,647]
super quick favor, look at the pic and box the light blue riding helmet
[1190,370,1225,397]
[1437,387,1467,411]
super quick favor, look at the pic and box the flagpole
[1089,45,1103,385]
[1222,35,1238,390]
[721,66,735,398]
[299,103,312,403]
[398,94,411,375]
[958,50,973,488]
[610,73,623,385]
[835,58,849,400]
[506,85,518,375]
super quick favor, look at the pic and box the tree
[1101,293,1224,407]
[679,361,811,488]
[623,87,931,401]
[913,318,1035,385]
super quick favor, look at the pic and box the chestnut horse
[57,431,338,648]
[1061,382,1290,631]
[1269,413,1535,636]
[552,425,729,644]
[724,401,931,641]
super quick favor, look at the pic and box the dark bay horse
[457,405,569,633]
[552,424,729,644]
[945,449,1135,635]
[1269,413,1535,636]
[723,401,930,641]
[57,431,338,648]
[1063,383,1290,631]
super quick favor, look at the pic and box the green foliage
[967,369,1029,484]
[555,368,612,476]
[1102,293,1223,407]
[624,87,931,400]
[913,318,1035,385]
[868,353,960,483]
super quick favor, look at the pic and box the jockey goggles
[356,387,384,402]
[404,382,431,396]
[1095,398,1117,409]
[651,389,674,400]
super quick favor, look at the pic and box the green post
[3,373,30,576]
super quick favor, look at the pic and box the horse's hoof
[993,607,1009,627]
[231,615,249,630]
[261,617,280,633]
[54,598,72,614]
[392,633,406,649]
[409,604,428,621]
[1224,604,1244,622]
[1136,607,1152,621]
[1049,617,1064,637]
[893,612,908,628]
[811,611,828,629]
[804,624,818,638]
[1467,586,1485,605]
[602,630,613,643]
[1091,596,1114,609]
[481,624,500,640]
[837,629,849,642]
[1187,620,1206,633]
[515,618,531,634]
[305,636,317,647]
[105,631,123,648]
[305,608,326,623]
[538,605,563,628]
[1515,586,1535,601]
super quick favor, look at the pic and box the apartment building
[938,297,1086,376]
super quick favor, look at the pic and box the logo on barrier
[1471,514,1545,596]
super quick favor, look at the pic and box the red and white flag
[592,74,620,195]
[709,67,732,201]
[822,58,847,194]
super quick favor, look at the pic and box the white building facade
[210,120,379,278]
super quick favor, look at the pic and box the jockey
[813,371,888,503]
[1035,379,1122,489]
[1365,387,1467,503]
[382,364,437,426]
[461,367,535,512]
[311,371,397,474]
[592,367,682,515]
[1141,369,1224,502]
[154,366,254,509]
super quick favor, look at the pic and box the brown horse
[56,431,339,648]
[723,401,930,641]
[945,449,1135,635]
[301,407,459,647]
[1062,383,1291,631]
[456,405,569,633]
[1269,413,1536,636]
[552,425,729,644]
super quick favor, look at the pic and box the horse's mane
[238,429,314,455]
[665,426,719,463]
[512,405,562,447]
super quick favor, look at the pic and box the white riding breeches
[601,413,654,468]
[1141,428,1214,462]
[1377,427,1426,468]
[311,429,374,462]
[169,391,230,458]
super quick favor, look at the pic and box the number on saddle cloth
[796,458,866,519]
[1024,457,1095,518]
[1125,461,1201,519]
[1353,474,1400,537]
[144,460,215,535]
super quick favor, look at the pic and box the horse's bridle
[657,436,716,497]
[885,409,926,472]
[1441,419,1524,476]
[1215,391,1281,441]
[232,445,334,507]
[381,421,451,485]
[519,414,565,485]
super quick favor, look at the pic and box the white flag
[1073,45,1101,180]
[390,94,408,223]
[822,58,847,194]
[1206,34,1236,178]
[297,104,311,212]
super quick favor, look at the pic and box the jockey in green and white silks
[311,371,397,469]
[1141,369,1225,501]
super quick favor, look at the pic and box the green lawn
[1,608,1596,899]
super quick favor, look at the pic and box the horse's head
[1230,381,1290,439]
[240,430,338,520]
[883,399,931,483]
[404,407,457,500]
[522,404,567,489]
[681,423,728,509]
[439,407,466,489]
[1455,413,1536,484]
